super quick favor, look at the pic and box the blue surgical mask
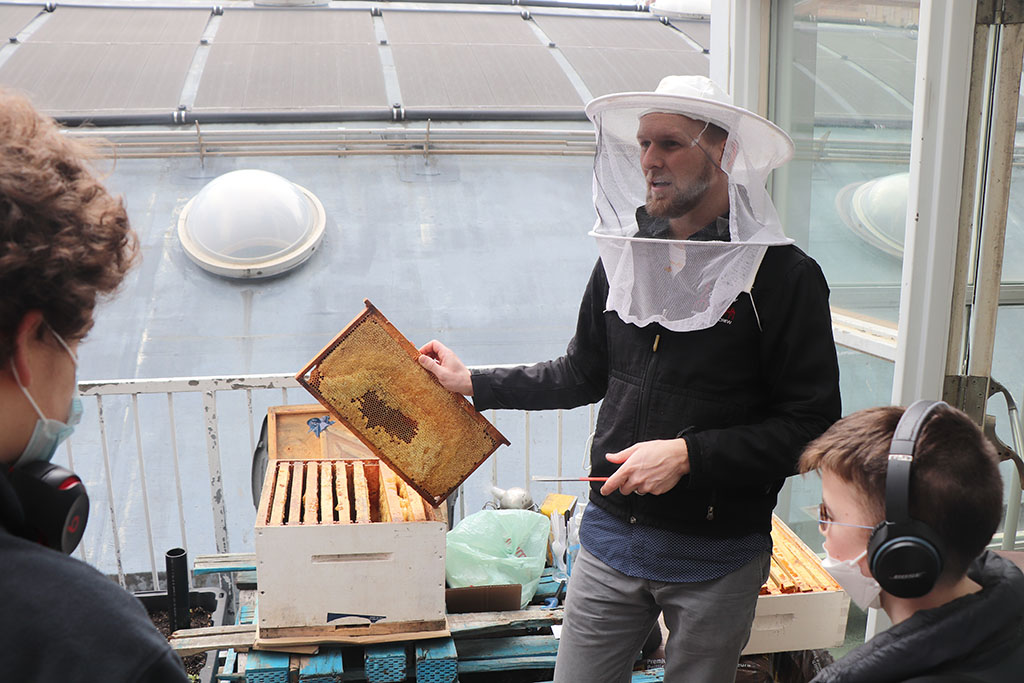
[11,324,82,468]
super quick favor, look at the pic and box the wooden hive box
[254,458,448,642]
[266,403,377,461]
[743,516,851,655]
[295,300,509,507]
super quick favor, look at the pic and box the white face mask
[822,548,882,611]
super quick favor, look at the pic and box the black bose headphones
[867,399,946,598]
[5,461,89,555]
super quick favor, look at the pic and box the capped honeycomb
[296,300,509,506]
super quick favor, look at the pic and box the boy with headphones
[1,90,189,680]
[799,401,1024,682]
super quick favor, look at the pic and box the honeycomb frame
[296,299,509,506]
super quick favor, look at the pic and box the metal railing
[64,362,1024,591]
[67,372,596,590]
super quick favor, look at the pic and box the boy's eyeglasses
[818,502,875,533]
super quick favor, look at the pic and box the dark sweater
[472,245,841,537]
[0,469,189,682]
[811,551,1024,683]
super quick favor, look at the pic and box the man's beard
[645,158,713,219]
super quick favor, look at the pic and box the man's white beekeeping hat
[582,75,795,332]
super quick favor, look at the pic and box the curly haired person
[0,89,189,681]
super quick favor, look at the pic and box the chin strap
[743,247,768,332]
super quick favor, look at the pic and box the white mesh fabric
[599,236,769,331]
[585,88,794,332]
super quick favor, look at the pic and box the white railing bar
[246,389,256,459]
[524,412,531,488]
[69,126,598,144]
[64,439,88,564]
[201,391,230,554]
[95,395,126,588]
[459,481,466,523]
[131,394,160,589]
[166,393,188,552]
[79,373,300,396]
[491,408,499,489]
[76,367,557,397]
[557,410,564,495]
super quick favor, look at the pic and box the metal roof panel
[193,43,388,111]
[214,8,377,44]
[392,44,581,108]
[28,6,208,44]
[0,3,40,41]
[383,10,539,46]
[0,42,196,113]
[532,14,695,51]
[560,46,709,98]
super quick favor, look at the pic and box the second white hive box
[254,458,447,640]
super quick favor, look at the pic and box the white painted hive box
[255,458,447,639]
[743,516,851,655]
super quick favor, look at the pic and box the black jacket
[0,469,189,682]
[810,551,1024,683]
[472,245,841,537]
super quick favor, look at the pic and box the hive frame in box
[266,403,377,461]
[254,458,448,643]
[295,299,509,506]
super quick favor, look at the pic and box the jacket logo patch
[718,306,736,325]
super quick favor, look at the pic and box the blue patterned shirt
[580,503,771,582]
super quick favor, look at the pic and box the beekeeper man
[420,75,841,683]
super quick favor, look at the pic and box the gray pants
[552,546,770,683]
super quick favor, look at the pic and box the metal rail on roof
[67,125,599,158]
[65,355,1024,591]
[63,124,1024,165]
[70,371,588,589]
[64,311,896,591]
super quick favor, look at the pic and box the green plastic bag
[446,509,550,608]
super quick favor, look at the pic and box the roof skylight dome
[836,171,908,258]
[178,169,326,279]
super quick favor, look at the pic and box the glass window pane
[1000,69,1024,283]
[770,2,920,325]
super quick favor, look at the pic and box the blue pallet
[456,635,558,674]
[299,648,345,682]
[415,638,458,683]
[218,603,257,680]
[365,642,407,682]
[245,651,290,683]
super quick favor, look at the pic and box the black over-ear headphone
[6,461,89,554]
[867,399,946,598]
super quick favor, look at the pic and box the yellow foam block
[539,493,577,566]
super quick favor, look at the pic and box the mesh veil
[585,87,795,332]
